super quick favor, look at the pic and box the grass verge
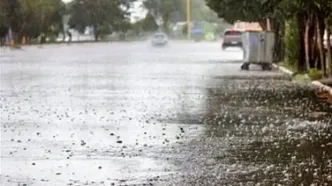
[278,61,312,84]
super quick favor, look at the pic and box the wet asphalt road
[1,41,332,186]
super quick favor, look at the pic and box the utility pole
[186,0,191,40]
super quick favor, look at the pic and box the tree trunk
[259,19,267,31]
[273,21,279,62]
[93,25,98,41]
[62,29,66,42]
[311,24,319,68]
[325,19,332,77]
[266,18,272,31]
[316,14,326,77]
[279,21,285,62]
[309,16,316,68]
[162,13,170,34]
[304,13,313,71]
[272,19,284,62]
[296,13,306,72]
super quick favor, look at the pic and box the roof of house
[233,22,262,31]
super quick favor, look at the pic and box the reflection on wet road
[1,41,332,185]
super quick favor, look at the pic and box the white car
[151,32,168,46]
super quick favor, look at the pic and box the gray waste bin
[241,31,275,70]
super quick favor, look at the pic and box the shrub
[308,68,323,80]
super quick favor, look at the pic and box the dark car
[221,29,244,50]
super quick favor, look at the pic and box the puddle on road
[1,100,205,186]
[2,158,174,186]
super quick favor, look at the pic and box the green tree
[0,0,9,43]
[141,13,159,32]
[143,0,222,32]
[190,0,220,22]
[279,0,332,75]
[143,0,183,33]
[143,0,222,33]
[7,0,20,34]
[0,0,8,25]
[131,13,158,37]
[68,0,134,41]
[18,0,64,39]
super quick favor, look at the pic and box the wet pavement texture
[1,41,332,186]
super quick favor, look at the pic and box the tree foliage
[143,0,222,33]
[0,0,64,41]
[143,0,182,33]
[0,0,9,41]
[68,0,133,40]
[0,0,8,24]
[0,0,136,43]
[18,0,64,37]
[135,13,159,32]
[190,0,220,23]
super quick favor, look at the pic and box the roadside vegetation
[0,0,228,45]
[0,0,132,43]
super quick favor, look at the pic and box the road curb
[272,63,294,75]
[273,63,312,82]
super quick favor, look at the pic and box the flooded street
[1,41,332,186]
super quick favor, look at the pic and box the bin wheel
[262,64,272,71]
[241,63,249,70]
